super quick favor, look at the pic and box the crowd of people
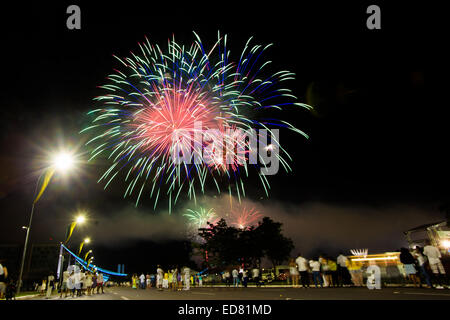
[130,241,448,291]
[287,240,448,289]
[33,268,106,299]
[130,265,194,291]
[58,269,105,298]
[1,240,449,300]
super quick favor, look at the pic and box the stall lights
[351,256,398,262]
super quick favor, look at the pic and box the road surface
[25,286,450,300]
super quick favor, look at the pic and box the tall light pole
[62,214,87,273]
[17,151,75,294]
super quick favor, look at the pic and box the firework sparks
[183,208,219,229]
[227,206,262,230]
[81,31,311,210]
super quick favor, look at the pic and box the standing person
[74,269,82,297]
[0,260,8,300]
[5,279,16,300]
[183,266,190,291]
[169,270,174,290]
[85,272,93,295]
[289,258,299,287]
[328,258,338,288]
[60,269,70,298]
[224,270,231,287]
[198,274,203,287]
[80,271,86,295]
[177,269,182,291]
[336,252,349,287]
[46,273,55,299]
[163,271,169,289]
[91,272,97,293]
[172,269,178,290]
[146,273,151,289]
[347,259,364,287]
[320,257,332,287]
[414,247,432,288]
[243,270,249,288]
[296,253,310,288]
[252,266,260,287]
[139,273,146,290]
[156,265,164,291]
[132,274,137,289]
[232,268,239,288]
[423,240,448,289]
[309,260,323,288]
[151,274,156,288]
[40,278,47,296]
[97,272,104,293]
[400,248,420,287]
[67,272,75,297]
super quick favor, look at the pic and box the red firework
[228,206,262,230]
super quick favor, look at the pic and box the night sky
[0,2,448,272]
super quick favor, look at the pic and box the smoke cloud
[83,195,444,258]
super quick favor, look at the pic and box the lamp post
[17,152,75,294]
[58,214,87,288]
[63,214,87,270]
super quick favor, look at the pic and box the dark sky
[0,1,448,271]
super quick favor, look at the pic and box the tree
[255,217,294,267]
[197,217,294,269]
[237,225,264,268]
[198,219,241,268]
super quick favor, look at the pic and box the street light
[87,257,94,269]
[84,250,93,261]
[17,151,76,294]
[57,213,88,287]
[75,215,86,225]
[52,152,75,173]
[62,213,87,271]
[65,213,87,244]
[78,237,91,255]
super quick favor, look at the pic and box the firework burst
[227,206,262,230]
[183,207,219,230]
[81,31,311,210]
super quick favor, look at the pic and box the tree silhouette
[197,216,293,268]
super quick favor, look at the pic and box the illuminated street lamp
[78,237,91,255]
[87,257,95,269]
[60,213,87,276]
[76,215,86,224]
[84,250,93,261]
[52,152,75,173]
[65,213,87,244]
[17,151,76,294]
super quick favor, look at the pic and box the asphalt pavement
[24,285,450,300]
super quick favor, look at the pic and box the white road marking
[120,296,130,300]
[191,292,216,295]
[401,292,450,297]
